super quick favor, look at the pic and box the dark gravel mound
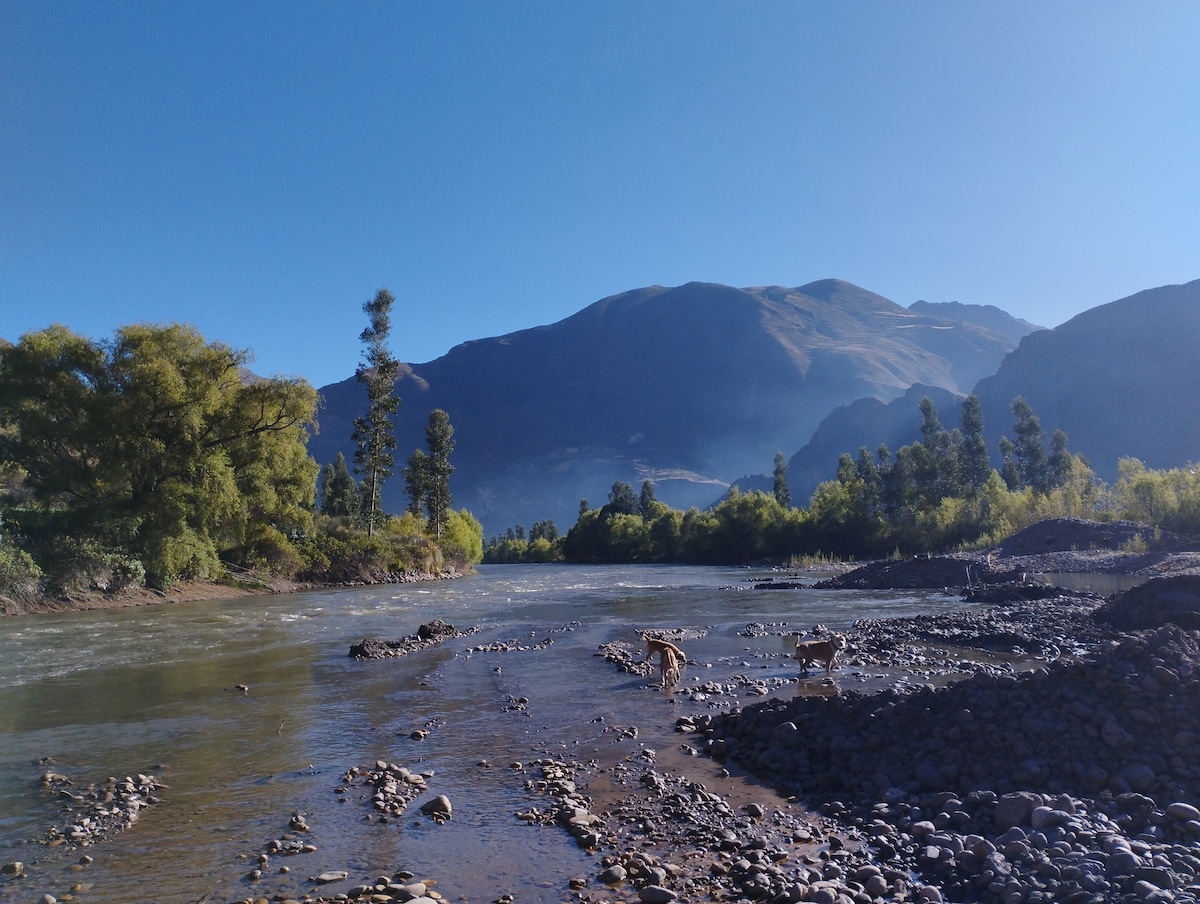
[1097,576,1200,631]
[994,518,1163,556]
[705,625,1200,807]
[692,625,1200,902]
[815,555,1017,590]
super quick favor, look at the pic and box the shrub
[0,538,41,600]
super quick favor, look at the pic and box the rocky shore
[310,563,1200,904]
[8,519,1200,904]
[673,571,1200,904]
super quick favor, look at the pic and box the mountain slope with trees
[735,279,1200,512]
[972,278,1200,482]
[310,279,1029,534]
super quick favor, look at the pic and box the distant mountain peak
[311,278,1031,533]
[909,299,1044,345]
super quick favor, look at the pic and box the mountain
[972,278,1200,481]
[756,384,963,505]
[310,279,1027,535]
[907,300,1042,344]
[769,279,1200,504]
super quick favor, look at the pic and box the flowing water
[0,564,972,904]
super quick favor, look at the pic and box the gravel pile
[691,604,1200,903]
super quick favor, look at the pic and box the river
[0,564,970,904]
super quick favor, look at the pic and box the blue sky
[3,2,1198,389]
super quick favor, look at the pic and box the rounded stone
[638,886,678,903]
[419,795,452,816]
[597,864,627,885]
[1167,802,1200,822]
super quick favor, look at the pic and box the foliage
[295,514,436,582]
[320,452,359,518]
[638,480,657,515]
[423,409,455,540]
[606,481,637,516]
[550,394,1200,565]
[483,519,563,563]
[0,323,318,588]
[0,313,478,598]
[0,527,42,600]
[773,452,791,507]
[1110,458,1200,536]
[439,508,483,568]
[352,288,401,536]
[403,448,430,517]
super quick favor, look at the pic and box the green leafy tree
[916,396,959,503]
[352,288,401,536]
[638,480,657,515]
[998,436,1020,490]
[423,409,455,540]
[855,446,881,518]
[712,490,785,563]
[320,452,359,517]
[1008,396,1049,493]
[440,509,483,567]
[403,448,430,517]
[0,323,318,587]
[605,481,637,516]
[773,452,791,507]
[647,507,683,561]
[1048,429,1073,488]
[958,394,990,497]
[529,520,559,542]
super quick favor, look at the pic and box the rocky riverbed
[299,572,1200,904]
[8,532,1200,904]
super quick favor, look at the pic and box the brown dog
[645,637,686,687]
[795,633,846,675]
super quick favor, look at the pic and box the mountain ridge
[310,279,1030,533]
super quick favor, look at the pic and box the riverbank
[494,578,1200,904]
[0,570,467,617]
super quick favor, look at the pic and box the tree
[0,323,318,587]
[1009,396,1048,493]
[855,446,881,518]
[423,409,455,540]
[638,480,657,515]
[529,520,559,542]
[606,481,637,516]
[351,288,401,536]
[403,448,430,518]
[1048,429,1073,488]
[998,436,1020,491]
[916,396,959,503]
[958,394,990,497]
[773,452,791,507]
[320,452,359,518]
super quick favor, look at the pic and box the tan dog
[795,633,846,675]
[645,637,686,687]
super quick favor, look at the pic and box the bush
[237,526,304,576]
[441,510,484,567]
[0,538,41,600]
